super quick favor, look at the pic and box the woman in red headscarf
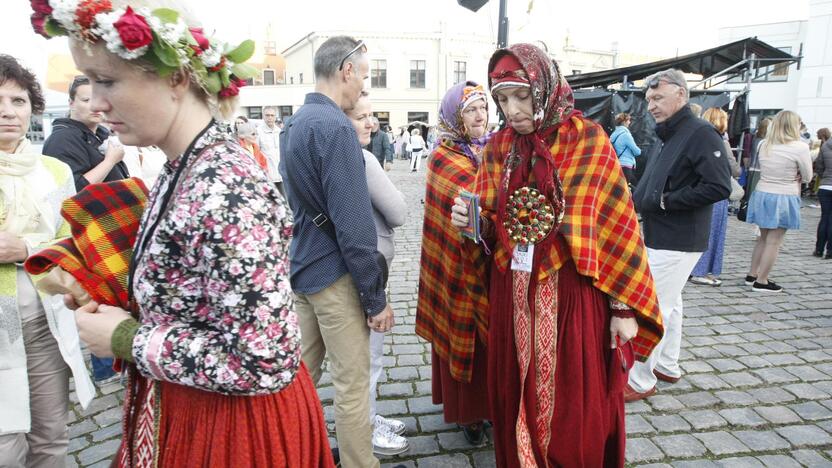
[451,44,664,467]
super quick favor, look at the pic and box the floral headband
[29,0,257,98]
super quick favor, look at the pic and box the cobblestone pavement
[67,161,832,467]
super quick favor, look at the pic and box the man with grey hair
[257,106,283,194]
[366,116,393,167]
[626,68,732,402]
[279,36,393,468]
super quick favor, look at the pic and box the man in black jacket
[43,76,128,192]
[366,117,393,167]
[626,69,732,402]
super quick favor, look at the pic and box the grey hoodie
[816,139,832,188]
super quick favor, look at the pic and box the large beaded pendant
[502,186,559,245]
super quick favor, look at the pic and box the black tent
[565,37,798,90]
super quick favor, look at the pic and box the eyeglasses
[338,40,367,71]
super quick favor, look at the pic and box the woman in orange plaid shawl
[416,80,491,444]
[451,44,664,467]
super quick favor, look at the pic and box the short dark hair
[818,127,831,142]
[0,54,45,115]
[68,75,90,101]
[314,36,365,80]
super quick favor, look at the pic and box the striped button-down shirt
[279,93,386,316]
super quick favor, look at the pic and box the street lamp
[457,0,509,48]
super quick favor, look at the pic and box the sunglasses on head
[339,40,367,71]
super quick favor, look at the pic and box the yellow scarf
[0,138,56,248]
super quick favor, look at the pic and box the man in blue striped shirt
[279,36,392,468]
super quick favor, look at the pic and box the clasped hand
[65,295,132,357]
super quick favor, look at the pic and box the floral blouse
[130,122,300,395]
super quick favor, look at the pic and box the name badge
[511,244,534,272]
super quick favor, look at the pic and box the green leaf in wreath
[151,36,181,67]
[143,51,178,77]
[225,40,255,64]
[152,8,180,24]
[44,18,66,37]
[231,63,259,80]
[204,73,222,94]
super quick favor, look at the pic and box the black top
[633,106,732,252]
[42,118,129,191]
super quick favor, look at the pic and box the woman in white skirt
[408,128,426,173]
[745,110,813,292]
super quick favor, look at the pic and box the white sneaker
[372,424,409,456]
[374,414,406,435]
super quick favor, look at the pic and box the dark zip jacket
[42,118,129,191]
[633,106,732,252]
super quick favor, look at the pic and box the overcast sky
[3,0,810,81]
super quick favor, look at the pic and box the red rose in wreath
[113,7,152,51]
[30,0,53,15]
[31,12,49,38]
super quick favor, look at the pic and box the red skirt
[431,338,491,425]
[488,261,631,468]
[155,363,333,468]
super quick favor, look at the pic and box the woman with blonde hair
[745,110,812,292]
[689,108,740,286]
[29,1,332,466]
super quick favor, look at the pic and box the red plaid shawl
[25,178,149,309]
[416,143,489,383]
[475,117,663,360]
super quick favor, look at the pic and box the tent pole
[498,0,509,48]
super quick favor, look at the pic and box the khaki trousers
[0,274,70,468]
[295,274,379,468]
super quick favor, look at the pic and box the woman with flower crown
[28,0,333,466]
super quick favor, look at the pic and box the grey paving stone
[68,437,88,454]
[790,449,832,467]
[380,382,415,397]
[408,396,443,415]
[753,368,800,384]
[647,414,692,433]
[790,401,832,421]
[91,407,122,427]
[648,394,685,411]
[652,434,707,458]
[675,392,721,409]
[670,461,719,468]
[626,415,656,435]
[418,414,455,433]
[719,408,768,427]
[756,455,802,467]
[406,435,441,456]
[68,419,98,438]
[788,366,831,382]
[707,359,747,372]
[626,400,652,414]
[688,374,732,390]
[389,366,419,381]
[383,461,416,468]
[625,437,665,463]
[776,424,832,447]
[376,399,409,416]
[716,457,765,468]
[754,405,802,424]
[714,390,758,406]
[738,356,773,369]
[733,430,791,451]
[720,372,763,387]
[398,354,426,366]
[681,361,716,374]
[784,383,831,400]
[91,423,122,442]
[472,450,496,468]
[680,410,729,430]
[637,464,673,468]
[762,354,806,366]
[416,453,472,467]
[317,386,335,403]
[747,386,798,404]
[79,394,119,417]
[693,431,750,456]
[78,439,120,466]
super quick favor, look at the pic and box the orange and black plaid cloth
[416,144,489,383]
[475,117,663,360]
[25,178,149,308]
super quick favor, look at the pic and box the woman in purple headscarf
[416,81,492,445]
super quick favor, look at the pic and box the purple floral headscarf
[435,80,490,165]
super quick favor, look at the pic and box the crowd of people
[1,0,830,467]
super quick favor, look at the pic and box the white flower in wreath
[201,44,223,68]
[50,0,82,32]
[147,15,188,46]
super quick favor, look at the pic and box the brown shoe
[653,369,680,383]
[624,384,656,402]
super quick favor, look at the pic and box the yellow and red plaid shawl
[416,143,489,383]
[475,116,663,360]
[24,178,149,308]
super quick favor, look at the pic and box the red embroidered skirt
[431,338,490,425]
[488,261,631,468]
[155,363,333,468]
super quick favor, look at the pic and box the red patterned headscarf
[488,44,578,255]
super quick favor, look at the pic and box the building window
[263,69,275,85]
[299,72,304,84]
[453,61,466,84]
[572,69,582,75]
[373,111,390,129]
[410,60,426,88]
[246,107,262,120]
[407,111,429,124]
[278,106,293,119]
[372,59,387,88]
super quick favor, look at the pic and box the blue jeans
[90,354,115,381]
[817,189,832,255]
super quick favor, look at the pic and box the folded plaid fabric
[24,178,149,309]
